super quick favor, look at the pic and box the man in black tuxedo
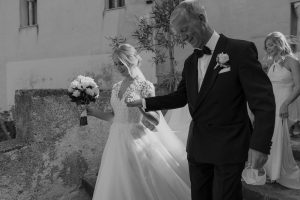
[127,0,275,199]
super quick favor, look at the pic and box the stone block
[0,89,112,200]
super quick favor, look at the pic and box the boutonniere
[214,52,230,70]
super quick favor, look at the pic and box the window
[107,0,125,10]
[20,0,37,28]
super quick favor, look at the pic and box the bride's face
[265,39,281,58]
[113,58,130,77]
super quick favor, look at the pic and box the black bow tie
[194,46,212,58]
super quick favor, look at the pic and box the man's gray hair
[170,0,207,25]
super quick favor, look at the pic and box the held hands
[126,99,143,108]
[248,148,268,170]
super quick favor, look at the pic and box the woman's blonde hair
[112,43,144,79]
[264,31,293,57]
[112,44,142,68]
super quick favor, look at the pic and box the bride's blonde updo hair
[112,44,144,78]
[264,31,293,57]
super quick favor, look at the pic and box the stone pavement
[243,181,300,200]
[243,135,300,200]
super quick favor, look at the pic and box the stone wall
[0,89,112,200]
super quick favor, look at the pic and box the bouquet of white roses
[68,75,99,126]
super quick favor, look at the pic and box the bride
[87,43,191,200]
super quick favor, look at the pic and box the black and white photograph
[1,0,300,200]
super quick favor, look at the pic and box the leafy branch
[107,0,186,92]
[106,36,127,50]
[132,0,186,92]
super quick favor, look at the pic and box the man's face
[172,15,206,48]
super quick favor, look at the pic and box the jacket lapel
[192,34,228,116]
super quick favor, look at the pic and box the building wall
[0,89,111,200]
[0,0,295,110]
[0,0,156,110]
[204,0,291,58]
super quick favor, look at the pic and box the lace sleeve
[112,82,121,95]
[140,80,155,98]
[139,80,156,130]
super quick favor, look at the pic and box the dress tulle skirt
[264,118,300,189]
[164,105,191,145]
[92,122,191,200]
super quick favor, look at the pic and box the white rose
[81,81,90,89]
[89,81,98,88]
[85,88,94,96]
[84,77,95,84]
[68,86,74,93]
[70,80,80,88]
[76,75,85,82]
[72,90,81,97]
[83,80,96,89]
[218,53,229,64]
[92,87,100,97]
[72,75,98,90]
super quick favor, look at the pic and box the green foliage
[106,36,127,50]
[158,70,182,92]
[107,0,186,93]
[132,0,185,65]
[132,0,186,92]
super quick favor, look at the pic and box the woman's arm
[86,104,114,122]
[137,81,161,126]
[280,56,300,118]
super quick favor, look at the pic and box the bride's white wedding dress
[92,77,191,200]
[164,105,191,145]
[264,59,300,189]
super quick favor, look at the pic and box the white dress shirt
[196,31,220,91]
[142,31,220,109]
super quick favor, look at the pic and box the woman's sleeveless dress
[265,60,300,189]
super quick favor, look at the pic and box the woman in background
[263,31,300,189]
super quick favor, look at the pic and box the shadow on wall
[0,108,16,142]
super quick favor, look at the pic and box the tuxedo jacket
[145,34,276,164]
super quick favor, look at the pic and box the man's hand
[126,99,143,107]
[248,148,268,169]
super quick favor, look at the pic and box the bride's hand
[138,107,160,126]
[86,104,98,117]
[279,103,288,118]
[126,99,143,107]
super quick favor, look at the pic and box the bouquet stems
[80,107,88,126]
